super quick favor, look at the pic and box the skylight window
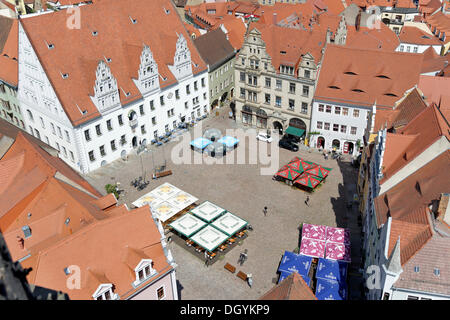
[65,217,70,225]
[47,43,55,49]
[414,266,420,273]
[434,268,440,276]
[22,225,32,238]
[280,51,286,54]
[64,267,71,275]
[61,73,69,79]
[129,16,137,24]
[352,89,364,93]
[92,31,98,36]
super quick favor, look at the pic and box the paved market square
[84,106,363,300]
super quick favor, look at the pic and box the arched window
[27,109,34,121]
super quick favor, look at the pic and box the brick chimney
[273,12,277,25]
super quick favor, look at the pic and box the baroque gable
[134,45,160,97]
[169,33,192,81]
[91,60,121,114]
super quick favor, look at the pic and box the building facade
[0,81,24,129]
[234,27,320,135]
[18,0,209,173]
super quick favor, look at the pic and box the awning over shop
[169,213,207,238]
[285,126,305,137]
[210,212,248,236]
[277,251,312,276]
[325,242,351,262]
[315,278,347,300]
[190,137,212,150]
[190,201,226,222]
[189,225,229,252]
[315,258,348,283]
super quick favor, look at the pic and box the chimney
[273,12,277,25]
[17,236,24,250]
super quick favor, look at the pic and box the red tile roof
[381,104,450,181]
[425,11,450,43]
[259,272,317,300]
[22,205,172,300]
[345,23,400,52]
[399,26,442,46]
[20,0,207,127]
[314,45,423,108]
[418,75,450,108]
[0,16,18,86]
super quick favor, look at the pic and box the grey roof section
[193,28,236,72]
[0,15,13,53]
[379,6,419,14]
[339,4,372,27]
[386,236,403,274]
[393,234,450,296]
[0,117,58,159]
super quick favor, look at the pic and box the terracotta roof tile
[315,45,423,108]
[345,23,400,52]
[399,26,442,46]
[260,272,317,300]
[20,0,207,127]
[418,75,450,108]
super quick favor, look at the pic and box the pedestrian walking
[263,206,268,216]
[247,274,253,288]
[305,196,310,207]
[204,251,209,267]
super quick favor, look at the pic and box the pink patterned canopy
[325,242,351,262]
[300,238,326,258]
[326,227,350,245]
[302,223,327,241]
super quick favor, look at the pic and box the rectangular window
[106,120,112,131]
[304,70,311,78]
[65,130,70,142]
[318,104,324,112]
[317,121,323,129]
[160,95,165,106]
[62,146,67,157]
[240,72,245,82]
[335,106,341,115]
[150,100,155,111]
[201,77,205,87]
[342,107,349,116]
[340,125,347,133]
[175,89,180,99]
[240,88,245,98]
[324,123,330,130]
[302,85,309,97]
[353,109,360,117]
[407,296,419,300]
[351,126,357,135]
[141,125,146,134]
[326,105,332,113]
[186,85,190,95]
[151,117,156,125]
[84,129,91,141]
[139,104,144,115]
[288,99,295,111]
[88,151,95,162]
[194,81,198,91]
[55,142,60,151]
[265,77,271,88]
[118,115,124,125]
[57,126,62,138]
[69,151,74,162]
[289,82,296,94]
[157,287,165,300]
[265,94,271,104]
[40,117,45,128]
[95,124,102,136]
[100,145,105,157]
[276,79,282,90]
[301,102,308,114]
[153,130,158,139]
[110,140,116,151]
[276,96,281,107]
[333,124,339,132]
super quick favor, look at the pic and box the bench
[224,263,236,273]
[155,170,172,179]
[236,271,248,281]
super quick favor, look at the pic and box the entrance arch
[289,118,307,130]
[332,139,340,151]
[256,109,268,128]
[242,105,253,125]
[273,121,283,135]
[220,91,228,102]
[343,141,354,154]
[317,136,325,149]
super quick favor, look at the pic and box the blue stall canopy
[277,251,312,277]
[315,278,347,300]
[278,271,311,286]
[218,136,240,148]
[190,137,212,150]
[316,258,348,283]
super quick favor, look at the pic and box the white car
[257,132,273,143]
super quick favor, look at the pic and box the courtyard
[84,106,363,300]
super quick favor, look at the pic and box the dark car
[279,138,299,152]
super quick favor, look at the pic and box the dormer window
[133,259,156,287]
[92,31,98,36]
[22,225,32,238]
[92,283,118,300]
[47,43,54,49]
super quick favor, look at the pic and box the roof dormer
[133,259,156,287]
[92,283,119,300]
[91,61,121,114]
[133,45,160,97]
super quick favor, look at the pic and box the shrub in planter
[105,184,119,199]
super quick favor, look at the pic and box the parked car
[279,138,299,152]
[257,132,273,143]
